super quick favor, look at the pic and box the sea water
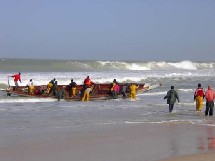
[0,59,215,147]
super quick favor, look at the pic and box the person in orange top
[194,83,205,111]
[205,85,215,116]
[11,72,22,87]
[83,76,94,90]
[84,76,93,86]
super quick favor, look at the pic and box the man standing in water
[129,83,139,100]
[68,79,77,97]
[82,85,93,101]
[164,86,180,113]
[205,85,215,116]
[26,79,34,94]
[194,83,205,111]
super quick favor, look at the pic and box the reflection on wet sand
[208,126,215,149]
[198,126,215,151]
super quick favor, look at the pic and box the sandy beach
[1,122,215,161]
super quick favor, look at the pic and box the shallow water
[1,68,215,147]
[1,60,215,161]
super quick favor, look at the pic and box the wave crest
[1,59,215,71]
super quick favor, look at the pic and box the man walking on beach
[164,86,180,113]
[194,83,205,111]
[205,85,215,116]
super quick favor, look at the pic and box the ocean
[0,58,215,160]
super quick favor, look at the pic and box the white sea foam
[0,98,56,103]
[124,120,148,124]
[169,61,197,70]
[178,88,194,92]
[198,123,215,127]
[96,60,215,71]
[127,63,150,70]
[139,91,167,96]
[124,120,197,125]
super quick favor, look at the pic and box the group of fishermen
[111,79,139,99]
[11,73,140,101]
[193,83,215,116]
[10,73,215,114]
[42,76,139,101]
[164,83,215,116]
[11,73,66,100]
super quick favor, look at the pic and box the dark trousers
[68,87,72,97]
[205,101,214,116]
[112,91,118,99]
[14,81,18,90]
[169,104,174,113]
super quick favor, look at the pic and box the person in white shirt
[26,79,34,94]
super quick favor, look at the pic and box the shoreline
[1,122,215,161]
[160,152,215,161]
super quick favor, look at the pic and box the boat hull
[5,83,161,101]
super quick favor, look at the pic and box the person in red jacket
[194,83,205,111]
[205,85,215,116]
[11,72,22,87]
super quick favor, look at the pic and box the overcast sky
[0,0,215,61]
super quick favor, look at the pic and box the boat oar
[90,84,97,96]
[8,76,10,87]
[7,76,11,96]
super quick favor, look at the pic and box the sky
[0,0,215,61]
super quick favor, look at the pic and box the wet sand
[160,152,215,161]
[1,123,215,161]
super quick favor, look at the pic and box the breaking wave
[0,58,215,72]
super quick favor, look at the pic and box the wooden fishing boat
[4,83,161,101]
